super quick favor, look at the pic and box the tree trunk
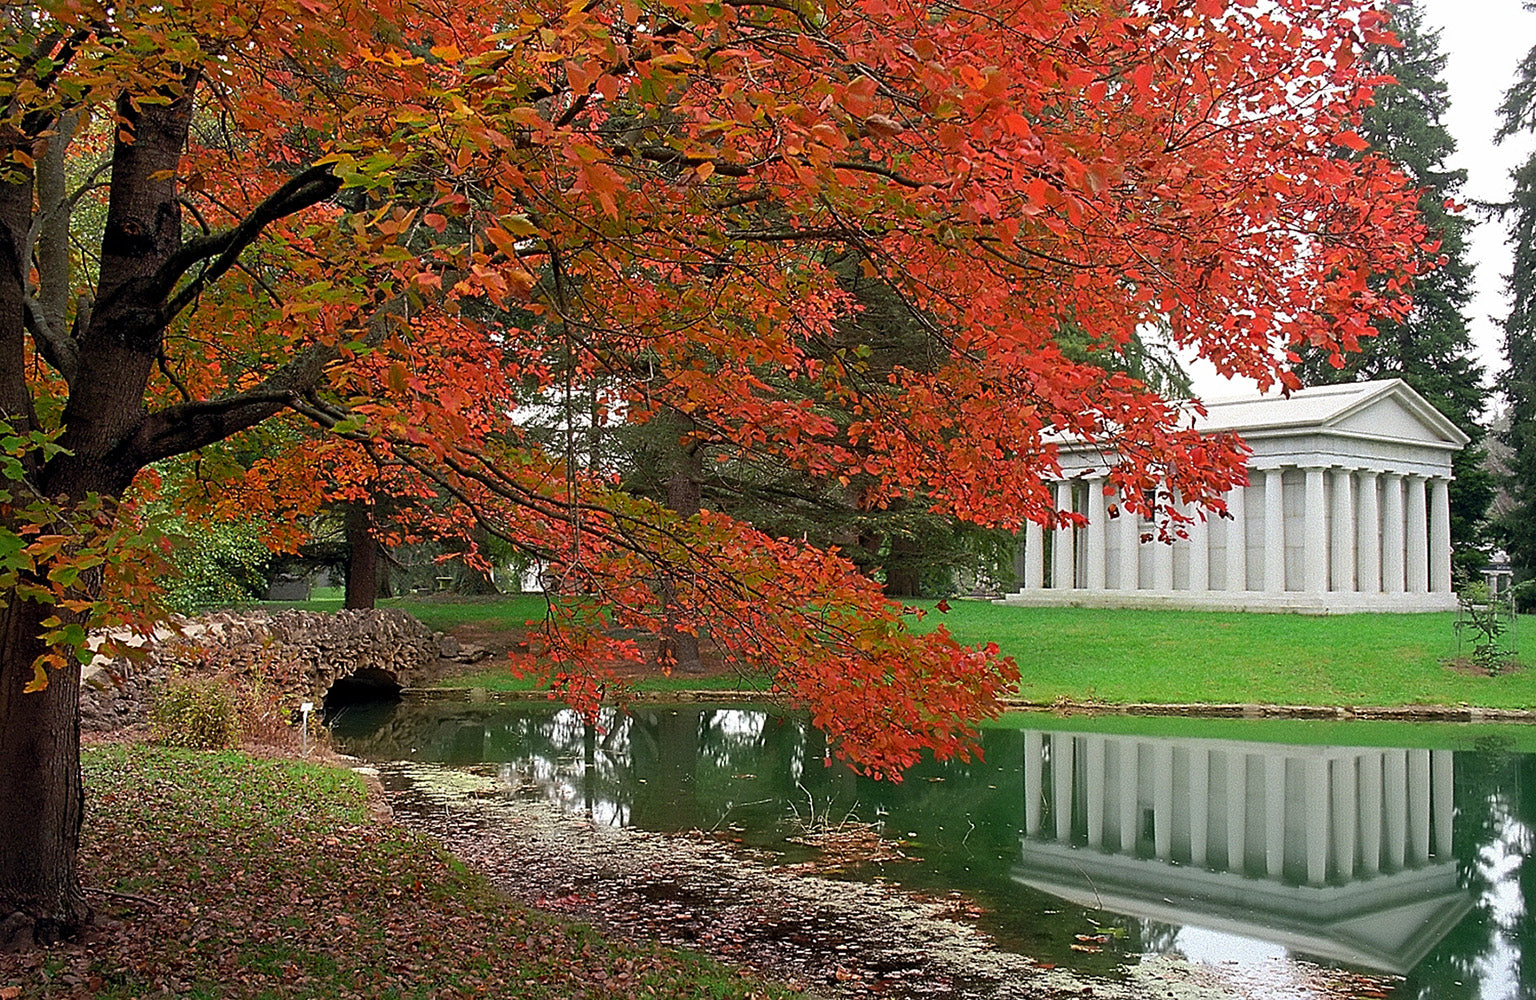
[344,503,378,610]
[883,535,923,598]
[0,593,89,948]
[658,430,703,674]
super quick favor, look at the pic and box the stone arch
[322,666,403,711]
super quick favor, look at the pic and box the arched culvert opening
[322,667,403,716]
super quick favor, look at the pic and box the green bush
[149,676,240,750]
[1513,578,1536,615]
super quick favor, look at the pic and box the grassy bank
[0,744,801,1000]
[268,591,1535,710]
[918,602,1534,709]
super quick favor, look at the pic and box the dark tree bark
[0,70,342,942]
[0,594,88,946]
[658,424,704,674]
[344,503,379,610]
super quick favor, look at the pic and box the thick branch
[153,164,342,322]
[127,341,338,466]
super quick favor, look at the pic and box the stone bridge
[81,608,444,731]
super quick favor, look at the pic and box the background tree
[0,0,1428,943]
[1497,38,1536,579]
[1293,0,1493,578]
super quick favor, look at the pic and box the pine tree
[1495,141,1536,578]
[1296,1,1493,577]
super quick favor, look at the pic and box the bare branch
[128,341,337,466]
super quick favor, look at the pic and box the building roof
[1188,379,1471,447]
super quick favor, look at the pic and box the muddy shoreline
[369,761,1387,1000]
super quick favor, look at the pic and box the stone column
[1153,742,1174,860]
[1188,510,1210,593]
[1025,731,1044,836]
[1430,477,1453,593]
[1189,748,1210,867]
[1330,468,1355,592]
[1053,481,1075,590]
[1357,470,1382,594]
[1024,520,1045,590]
[1118,497,1140,591]
[1265,754,1286,878]
[1360,752,1382,874]
[1118,740,1139,854]
[1409,748,1431,865]
[1333,756,1356,881]
[1306,756,1328,886]
[1264,468,1286,594]
[1384,749,1407,870]
[1226,752,1248,871]
[1152,534,1174,592]
[1052,734,1075,841]
[1086,479,1107,591]
[1304,466,1328,594]
[1406,475,1429,594]
[1225,484,1248,592]
[1432,750,1454,859]
[1086,736,1107,848]
[1382,474,1405,594]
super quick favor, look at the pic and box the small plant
[149,675,240,749]
[1455,583,1516,675]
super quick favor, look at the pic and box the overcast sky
[1187,0,1536,404]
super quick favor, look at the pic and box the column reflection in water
[1016,730,1473,975]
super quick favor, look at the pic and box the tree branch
[151,164,342,322]
[22,295,77,382]
[127,341,338,466]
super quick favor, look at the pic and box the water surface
[331,700,1536,998]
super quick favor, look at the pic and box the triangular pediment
[1325,382,1470,447]
[1193,379,1470,449]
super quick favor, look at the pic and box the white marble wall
[1007,464,1456,612]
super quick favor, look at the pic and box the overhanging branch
[151,164,343,322]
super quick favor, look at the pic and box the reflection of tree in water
[1397,748,1534,1000]
[342,707,1536,991]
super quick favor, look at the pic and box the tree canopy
[0,0,1428,941]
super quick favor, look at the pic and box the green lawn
[263,591,1535,711]
[912,601,1533,710]
[1,744,803,1000]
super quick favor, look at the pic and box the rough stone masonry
[78,608,448,732]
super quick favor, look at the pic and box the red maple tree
[0,0,1424,941]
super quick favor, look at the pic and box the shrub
[149,676,240,750]
[1513,578,1536,615]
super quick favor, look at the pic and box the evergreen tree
[1296,1,1493,577]
[1497,30,1536,580]
[1496,162,1536,579]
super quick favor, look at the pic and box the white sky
[1186,0,1536,404]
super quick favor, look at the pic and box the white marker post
[300,701,314,755]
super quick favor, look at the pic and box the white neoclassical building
[1002,379,1470,612]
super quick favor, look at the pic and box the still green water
[331,699,1536,999]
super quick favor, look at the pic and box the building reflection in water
[1014,731,1474,974]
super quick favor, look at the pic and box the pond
[331,699,1536,999]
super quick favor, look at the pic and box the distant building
[1003,379,1470,612]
